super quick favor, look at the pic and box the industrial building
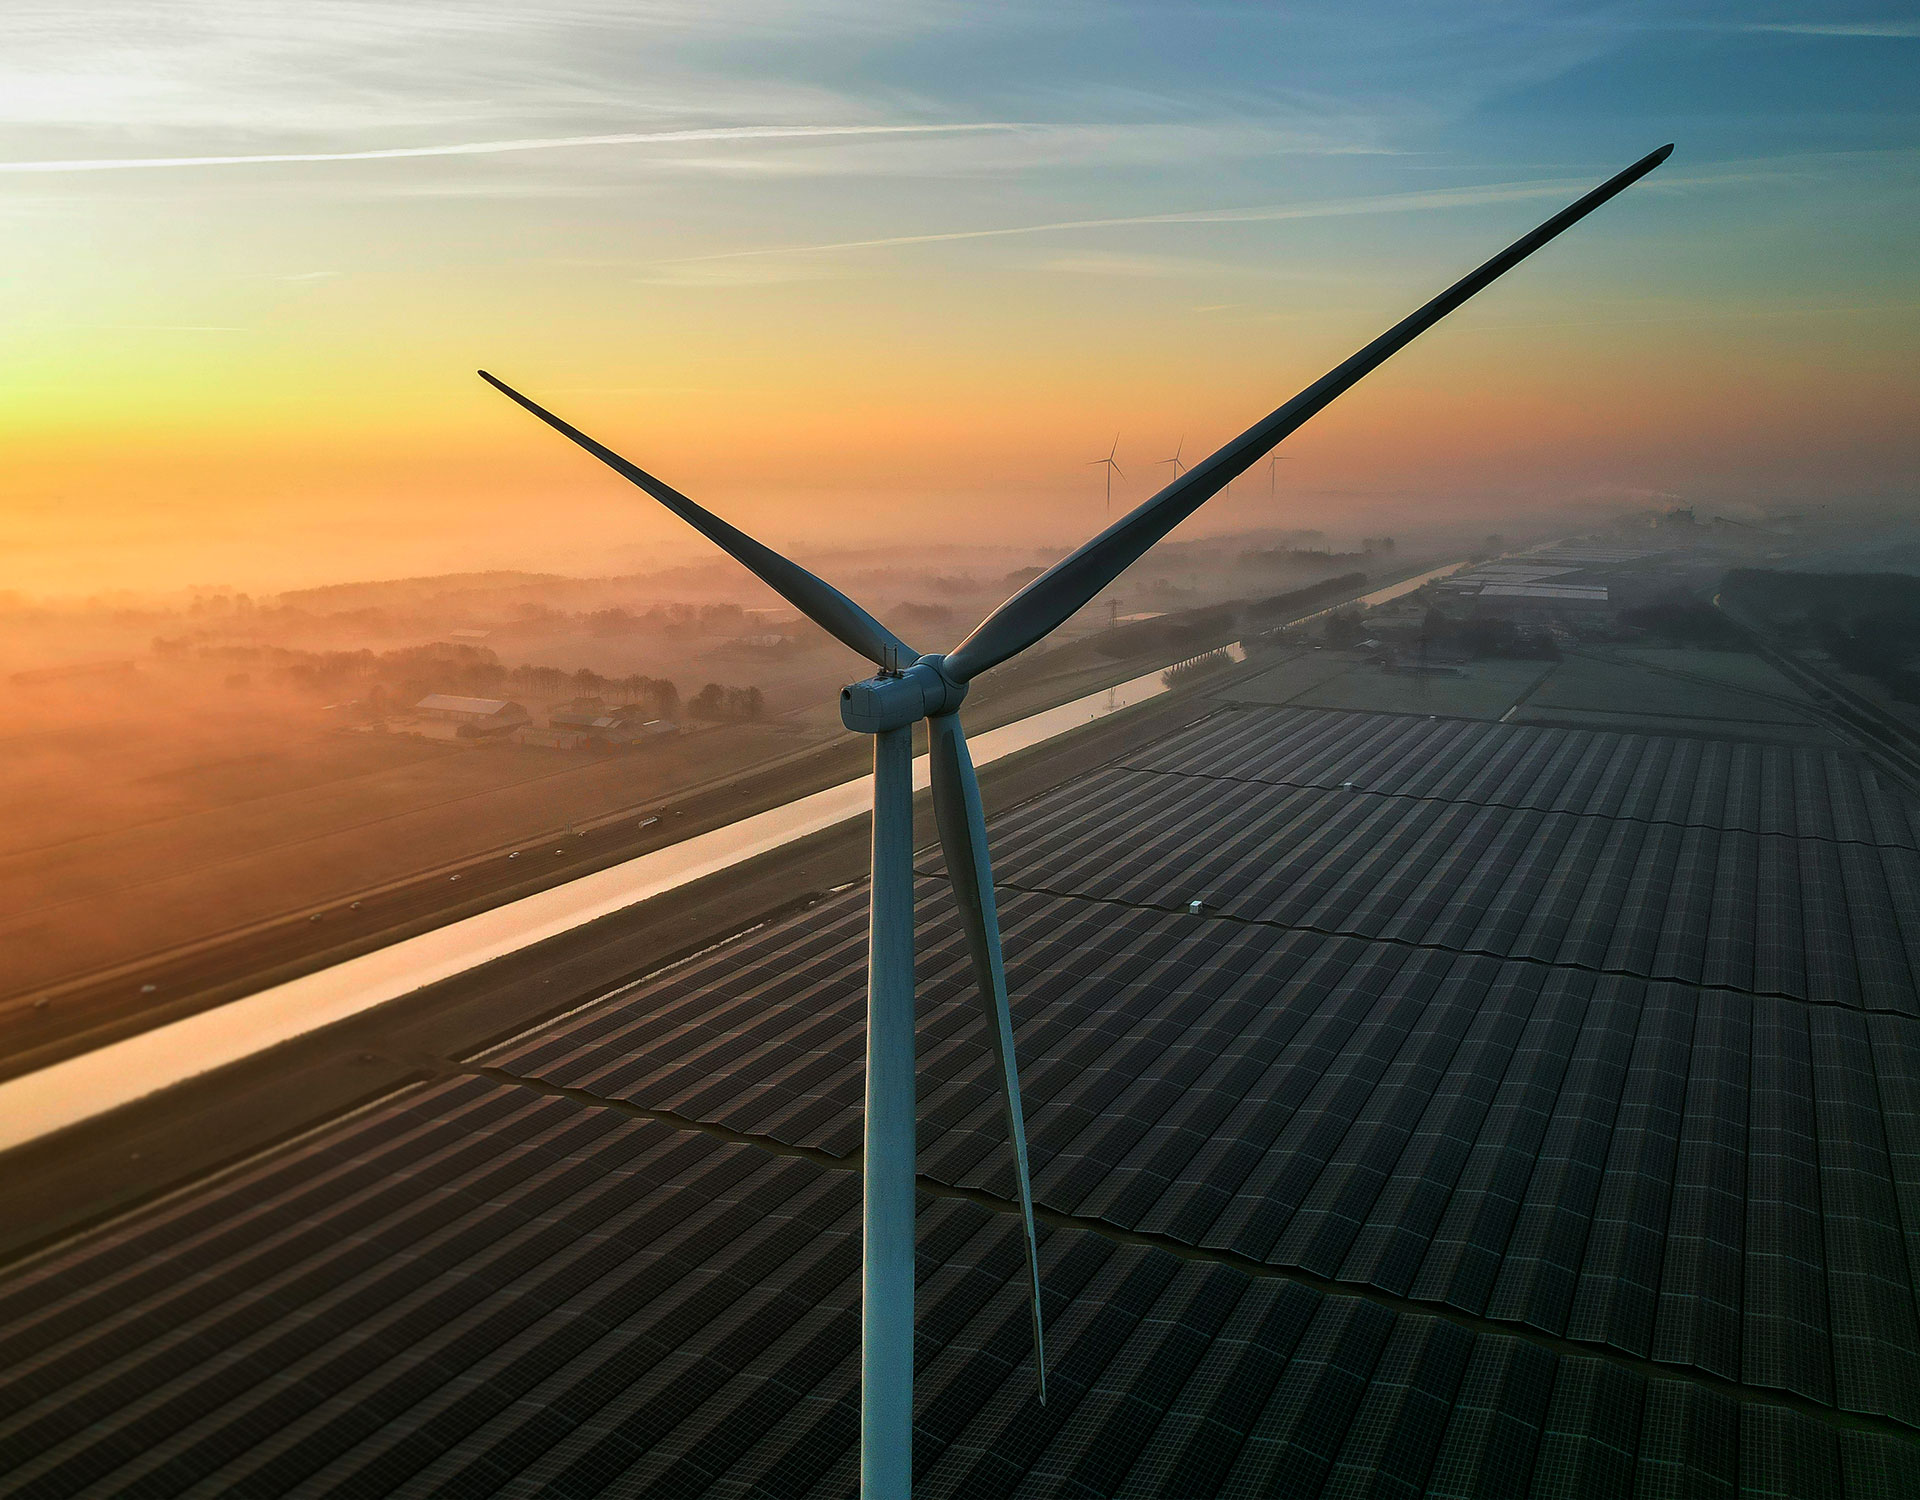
[2,703,1916,1495]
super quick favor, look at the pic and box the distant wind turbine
[478,140,1671,1500]
[1268,452,1288,494]
[1158,435,1188,479]
[1087,435,1123,516]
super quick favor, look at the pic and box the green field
[1506,647,1841,743]
[1220,651,1356,705]
[1224,651,1551,720]
[1609,647,1816,701]
[1522,651,1821,726]
[1220,642,1847,743]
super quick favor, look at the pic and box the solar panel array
[3,703,1918,1496]
[1121,709,1917,844]
[3,1077,1914,1497]
[497,885,1920,1425]
[933,767,1920,1009]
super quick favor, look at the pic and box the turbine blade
[478,372,914,670]
[945,143,1672,681]
[927,712,1045,1402]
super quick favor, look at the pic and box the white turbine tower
[1087,435,1123,516]
[479,143,1669,1500]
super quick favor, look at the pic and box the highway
[0,557,1464,1262]
[0,654,1204,1152]
[5,559,1459,1082]
[0,672,1221,1264]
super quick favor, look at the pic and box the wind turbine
[478,142,1669,1500]
[1087,435,1123,516]
[1158,434,1188,479]
[1267,452,1288,494]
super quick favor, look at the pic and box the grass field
[1510,647,1838,743]
[0,715,835,1000]
[1610,647,1818,702]
[1217,641,1849,748]
[1522,654,1813,725]
[1226,650,1551,720]
[0,619,1214,1005]
[1293,658,1553,718]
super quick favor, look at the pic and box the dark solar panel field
[3,704,1918,1496]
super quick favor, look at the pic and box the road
[0,679,1219,1265]
[0,641,1173,1082]
[5,558,1458,1081]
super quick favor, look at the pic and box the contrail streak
[682,171,1730,263]
[0,123,1017,174]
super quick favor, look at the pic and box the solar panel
[3,704,1918,1496]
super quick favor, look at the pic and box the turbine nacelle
[839,654,966,734]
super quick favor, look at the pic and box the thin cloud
[0,122,1016,174]
[679,168,1732,265]
[1733,21,1920,38]
[1459,300,1920,333]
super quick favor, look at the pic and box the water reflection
[0,567,1445,1148]
[0,654,1193,1148]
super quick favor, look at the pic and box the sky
[3,1,1916,597]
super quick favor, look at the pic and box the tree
[689,682,765,721]
[1322,608,1364,647]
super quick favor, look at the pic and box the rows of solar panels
[2,1077,1913,1498]
[957,712,1920,1011]
[1127,708,1920,846]
[3,704,1918,1496]
[495,883,1920,1426]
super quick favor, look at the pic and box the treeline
[158,598,785,649]
[581,602,760,637]
[154,639,682,716]
[1415,611,1560,661]
[687,683,766,721]
[1093,573,1370,663]
[1163,649,1237,688]
[1094,605,1238,662]
[1724,570,1920,701]
[1246,572,1368,625]
[1243,546,1379,569]
[1617,595,1746,648]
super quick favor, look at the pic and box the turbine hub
[840,656,966,734]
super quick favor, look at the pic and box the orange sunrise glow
[3,5,1914,597]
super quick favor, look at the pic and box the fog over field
[1,524,1466,1005]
